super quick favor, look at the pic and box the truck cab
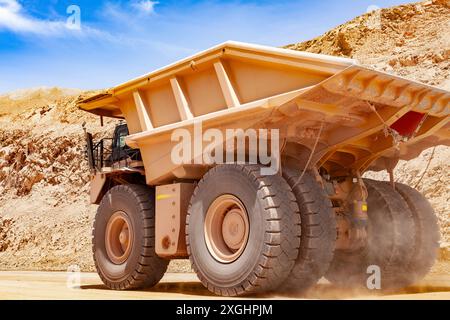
[84,122,145,204]
[85,123,142,172]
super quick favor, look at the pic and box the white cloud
[0,0,62,34]
[131,0,159,14]
[0,0,72,35]
[0,0,159,39]
[0,0,19,12]
[0,0,187,57]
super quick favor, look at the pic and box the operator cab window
[118,132,127,148]
[115,125,129,149]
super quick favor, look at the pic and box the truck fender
[90,173,107,204]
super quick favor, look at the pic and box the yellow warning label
[156,194,172,200]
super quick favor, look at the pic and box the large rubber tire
[325,179,415,289]
[391,182,440,284]
[281,168,336,292]
[93,184,169,290]
[186,164,301,296]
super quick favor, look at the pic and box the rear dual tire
[326,179,439,289]
[281,168,336,292]
[391,182,440,284]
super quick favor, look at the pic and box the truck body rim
[204,194,249,263]
[105,211,134,265]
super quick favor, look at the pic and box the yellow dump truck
[79,41,449,296]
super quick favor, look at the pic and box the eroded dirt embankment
[0,89,190,272]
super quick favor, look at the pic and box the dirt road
[0,271,449,300]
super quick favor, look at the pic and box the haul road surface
[0,270,449,300]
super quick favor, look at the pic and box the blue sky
[0,0,411,93]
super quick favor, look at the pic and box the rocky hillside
[0,89,191,272]
[0,0,449,271]
[286,0,450,89]
[0,88,116,270]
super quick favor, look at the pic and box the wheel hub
[204,195,249,263]
[222,209,246,250]
[105,211,134,264]
[119,227,129,247]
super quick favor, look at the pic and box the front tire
[93,184,169,290]
[186,164,301,296]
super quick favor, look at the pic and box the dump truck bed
[79,41,450,184]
